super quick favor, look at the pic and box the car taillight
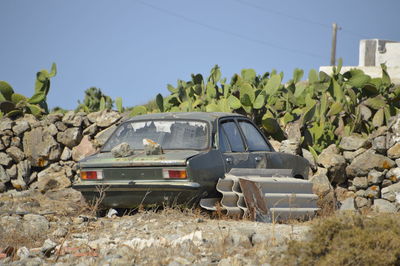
[81,170,103,180]
[162,169,187,179]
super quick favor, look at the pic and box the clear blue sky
[1,0,399,110]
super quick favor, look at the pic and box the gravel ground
[0,189,310,265]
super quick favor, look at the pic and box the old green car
[73,112,309,208]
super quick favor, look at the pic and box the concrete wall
[359,39,400,67]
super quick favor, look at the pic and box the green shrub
[76,87,113,112]
[147,62,399,153]
[0,63,57,118]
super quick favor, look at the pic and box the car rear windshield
[102,120,209,151]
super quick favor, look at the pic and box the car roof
[124,112,245,123]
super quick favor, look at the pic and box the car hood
[79,150,202,168]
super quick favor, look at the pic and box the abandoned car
[73,112,309,208]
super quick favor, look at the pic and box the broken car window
[102,120,209,151]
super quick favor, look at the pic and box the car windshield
[102,120,209,151]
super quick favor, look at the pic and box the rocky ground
[0,188,310,265]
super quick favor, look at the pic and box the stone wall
[262,115,400,213]
[0,110,400,213]
[0,110,124,193]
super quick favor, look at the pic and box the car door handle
[225,157,233,164]
[255,156,262,162]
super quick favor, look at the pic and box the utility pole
[330,23,340,65]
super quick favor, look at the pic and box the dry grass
[0,227,47,250]
[273,213,400,266]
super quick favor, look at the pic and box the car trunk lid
[79,150,200,168]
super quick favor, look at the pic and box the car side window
[220,121,245,152]
[238,120,270,151]
[218,129,231,152]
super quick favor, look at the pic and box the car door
[237,119,274,169]
[237,119,309,176]
[218,119,254,173]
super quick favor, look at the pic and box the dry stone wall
[0,110,400,213]
[0,110,124,194]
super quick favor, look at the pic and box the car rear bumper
[73,180,203,208]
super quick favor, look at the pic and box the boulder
[12,120,30,135]
[371,136,386,154]
[143,138,163,155]
[340,197,356,212]
[0,152,12,167]
[385,167,400,183]
[1,135,10,147]
[382,179,393,188]
[365,185,380,199]
[62,111,83,127]
[95,110,121,128]
[367,169,385,185]
[346,150,395,178]
[57,127,83,148]
[279,139,301,155]
[352,176,368,189]
[387,143,400,159]
[45,113,63,124]
[22,114,39,128]
[83,123,98,136]
[11,175,27,190]
[0,118,13,131]
[355,197,371,208]
[55,121,67,132]
[6,146,25,163]
[318,145,347,184]
[111,142,134,158]
[17,160,31,185]
[284,121,301,142]
[95,125,117,147]
[60,147,72,161]
[389,114,400,140]
[23,127,61,167]
[37,166,72,192]
[309,168,332,196]
[302,148,316,171]
[16,247,30,260]
[45,188,84,203]
[355,189,366,197]
[381,182,400,202]
[72,136,97,161]
[10,136,21,148]
[87,111,102,123]
[343,148,366,162]
[45,124,59,136]
[371,199,398,213]
[335,186,355,202]
[339,135,369,151]
[6,164,17,179]
[0,165,10,183]
[41,239,57,256]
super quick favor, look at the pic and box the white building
[320,39,400,84]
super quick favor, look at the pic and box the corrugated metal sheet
[200,168,319,222]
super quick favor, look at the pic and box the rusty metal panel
[238,178,269,221]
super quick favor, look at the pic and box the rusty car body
[73,112,309,208]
